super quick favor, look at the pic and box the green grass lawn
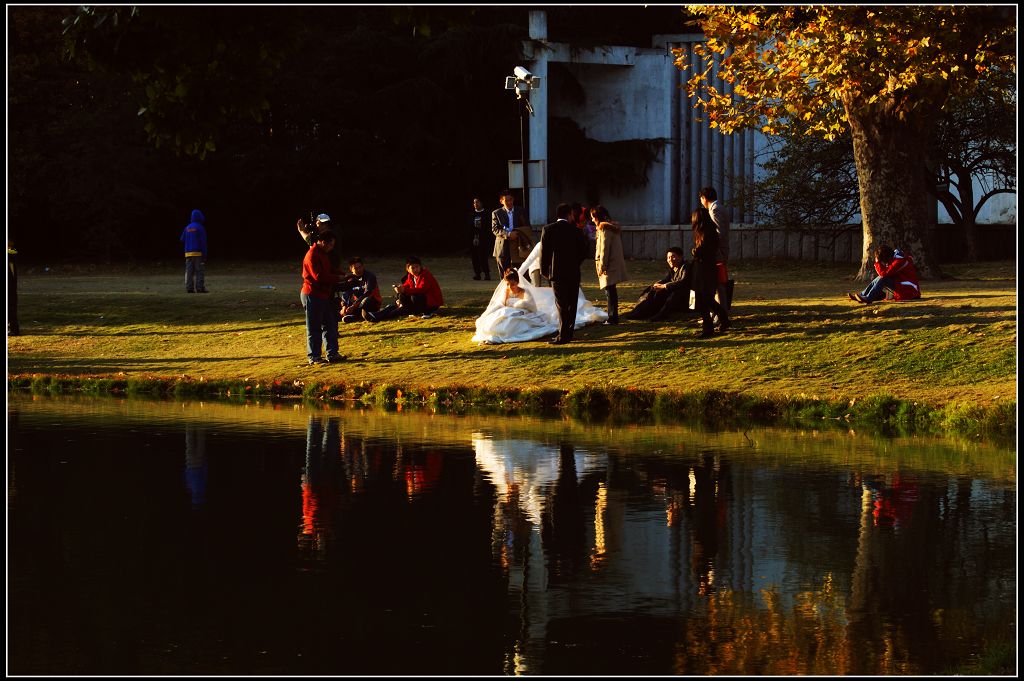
[7,256,1016,418]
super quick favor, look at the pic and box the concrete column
[527,10,549,225]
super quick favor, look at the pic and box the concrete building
[515,10,1015,263]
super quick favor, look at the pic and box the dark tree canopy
[10,6,533,262]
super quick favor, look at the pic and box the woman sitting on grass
[849,245,921,304]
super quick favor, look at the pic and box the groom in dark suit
[491,189,531,276]
[540,203,588,344]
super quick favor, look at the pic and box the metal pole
[520,98,529,218]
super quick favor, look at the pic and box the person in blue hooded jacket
[181,209,208,293]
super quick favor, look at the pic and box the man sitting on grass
[364,256,444,322]
[340,256,382,323]
[624,246,693,322]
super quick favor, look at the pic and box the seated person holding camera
[849,245,921,304]
[364,256,444,322]
[340,256,382,323]
[625,246,693,321]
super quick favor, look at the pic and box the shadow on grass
[10,356,298,374]
[32,321,301,337]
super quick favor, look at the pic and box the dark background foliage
[8,5,690,264]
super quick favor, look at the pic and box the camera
[514,66,532,81]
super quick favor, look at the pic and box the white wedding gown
[471,242,607,344]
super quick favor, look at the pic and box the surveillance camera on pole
[505,66,540,116]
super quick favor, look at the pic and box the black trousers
[470,240,491,277]
[604,284,618,322]
[626,287,690,320]
[551,278,580,342]
[696,288,727,331]
[397,292,438,316]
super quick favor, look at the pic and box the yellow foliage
[681,5,1015,139]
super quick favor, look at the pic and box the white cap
[316,213,331,223]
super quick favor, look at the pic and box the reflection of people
[865,472,918,530]
[473,242,607,344]
[300,231,345,365]
[685,452,730,597]
[541,443,589,582]
[469,197,492,281]
[491,189,532,274]
[183,424,207,509]
[624,247,692,322]
[590,205,629,325]
[299,416,344,563]
[180,209,208,293]
[7,240,19,336]
[849,245,921,304]
[541,203,589,345]
[692,207,730,338]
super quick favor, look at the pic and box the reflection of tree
[671,578,852,674]
[846,471,955,674]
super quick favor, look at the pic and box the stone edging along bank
[8,373,1015,442]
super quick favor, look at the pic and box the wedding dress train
[471,242,607,344]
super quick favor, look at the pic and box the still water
[7,394,1016,675]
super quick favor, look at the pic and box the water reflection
[471,433,1014,676]
[183,424,208,509]
[7,395,1016,676]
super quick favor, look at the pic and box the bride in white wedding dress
[471,241,607,344]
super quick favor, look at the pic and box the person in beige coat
[590,204,629,325]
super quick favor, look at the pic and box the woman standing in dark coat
[691,207,730,339]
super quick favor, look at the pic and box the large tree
[929,68,1016,262]
[753,67,1016,262]
[675,5,1016,279]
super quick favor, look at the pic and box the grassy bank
[6,256,1016,438]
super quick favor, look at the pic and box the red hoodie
[401,268,444,308]
[874,249,921,300]
[301,245,341,299]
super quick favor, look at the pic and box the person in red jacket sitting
[364,256,445,322]
[849,245,921,304]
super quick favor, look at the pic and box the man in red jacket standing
[849,245,921,304]
[301,231,345,364]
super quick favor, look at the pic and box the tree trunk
[955,167,981,262]
[845,105,943,281]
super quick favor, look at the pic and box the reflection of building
[517,8,1015,261]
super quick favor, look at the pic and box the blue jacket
[180,209,207,258]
